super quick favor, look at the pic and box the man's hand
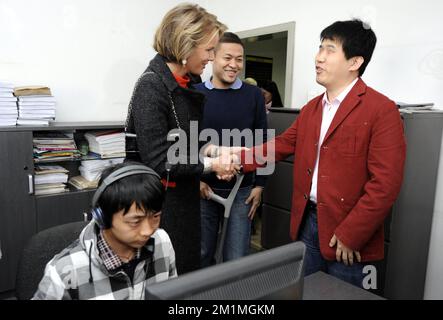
[245,187,263,220]
[219,146,249,155]
[329,234,361,266]
[211,153,240,181]
[200,181,213,200]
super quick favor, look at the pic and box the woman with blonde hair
[125,3,229,274]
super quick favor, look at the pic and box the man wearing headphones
[33,162,177,300]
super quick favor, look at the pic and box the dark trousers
[298,202,368,288]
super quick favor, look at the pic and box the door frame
[237,22,295,108]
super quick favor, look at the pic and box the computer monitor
[145,241,306,300]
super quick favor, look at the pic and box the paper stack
[33,132,81,162]
[69,158,124,190]
[34,165,69,195]
[84,130,126,158]
[14,86,56,126]
[68,175,99,190]
[0,81,18,126]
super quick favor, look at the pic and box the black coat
[126,54,205,274]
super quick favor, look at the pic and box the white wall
[0,0,182,121]
[2,0,442,117]
[202,0,443,109]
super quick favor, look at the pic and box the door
[36,190,94,232]
[0,131,36,292]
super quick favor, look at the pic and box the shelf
[34,187,96,199]
[34,153,126,163]
[0,121,125,293]
[0,121,125,132]
[34,157,83,164]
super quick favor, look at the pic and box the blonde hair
[154,3,227,64]
[244,77,258,86]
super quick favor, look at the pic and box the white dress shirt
[310,77,359,203]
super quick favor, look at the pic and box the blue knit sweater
[195,80,267,189]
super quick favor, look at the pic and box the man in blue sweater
[195,32,268,266]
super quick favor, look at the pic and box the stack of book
[33,132,81,162]
[34,165,69,195]
[396,102,437,114]
[69,158,124,190]
[14,86,56,126]
[0,81,18,126]
[68,175,99,190]
[84,130,126,158]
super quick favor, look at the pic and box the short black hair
[218,32,244,49]
[97,161,164,229]
[320,19,377,76]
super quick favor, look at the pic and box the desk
[303,272,384,300]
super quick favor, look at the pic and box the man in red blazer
[240,19,406,288]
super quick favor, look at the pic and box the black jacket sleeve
[129,74,204,179]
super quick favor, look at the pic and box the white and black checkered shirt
[33,221,177,300]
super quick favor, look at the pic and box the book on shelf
[33,164,69,195]
[13,86,52,97]
[35,187,69,196]
[33,132,80,161]
[19,114,55,119]
[17,119,50,126]
[33,132,75,144]
[0,81,14,89]
[35,165,69,175]
[34,145,77,152]
[34,156,78,163]
[34,172,68,185]
[78,158,124,181]
[68,175,99,190]
[0,102,17,107]
[0,108,18,114]
[17,95,55,102]
[18,104,56,109]
[0,97,17,102]
[88,151,126,158]
[0,120,17,126]
[84,130,126,158]
[396,102,435,109]
[34,151,80,160]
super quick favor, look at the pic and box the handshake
[205,145,248,181]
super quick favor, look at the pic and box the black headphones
[91,164,160,229]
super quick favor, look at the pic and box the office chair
[15,221,88,300]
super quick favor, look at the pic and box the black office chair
[15,221,88,300]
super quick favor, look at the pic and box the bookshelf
[0,121,124,293]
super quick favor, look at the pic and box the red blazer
[243,79,406,261]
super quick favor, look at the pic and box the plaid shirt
[33,221,177,300]
[97,231,145,271]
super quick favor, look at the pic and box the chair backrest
[15,221,88,300]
